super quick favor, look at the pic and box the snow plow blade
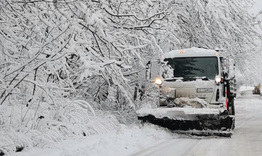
[137,108,234,136]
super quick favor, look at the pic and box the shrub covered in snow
[0,98,120,155]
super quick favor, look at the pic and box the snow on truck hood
[163,47,218,59]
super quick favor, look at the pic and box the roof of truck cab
[163,47,219,59]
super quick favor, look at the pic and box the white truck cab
[147,47,236,112]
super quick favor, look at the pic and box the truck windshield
[163,57,218,80]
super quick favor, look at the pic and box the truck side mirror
[223,72,228,78]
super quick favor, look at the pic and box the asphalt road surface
[132,90,262,156]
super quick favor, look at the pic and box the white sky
[250,0,262,15]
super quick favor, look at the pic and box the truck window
[163,57,218,80]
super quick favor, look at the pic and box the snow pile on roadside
[238,86,254,92]
[10,124,175,156]
[237,86,255,97]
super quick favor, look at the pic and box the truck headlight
[154,77,162,85]
[215,76,223,84]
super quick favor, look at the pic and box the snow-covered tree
[0,0,170,154]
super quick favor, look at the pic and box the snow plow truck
[137,47,236,136]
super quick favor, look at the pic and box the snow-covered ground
[10,87,261,156]
[10,124,176,156]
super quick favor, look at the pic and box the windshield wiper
[194,76,209,80]
[182,76,209,81]
[164,77,183,81]
[164,76,209,82]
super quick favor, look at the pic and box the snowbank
[238,86,254,92]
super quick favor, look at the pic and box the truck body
[137,47,236,134]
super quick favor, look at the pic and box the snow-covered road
[131,90,262,156]
[10,88,262,156]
